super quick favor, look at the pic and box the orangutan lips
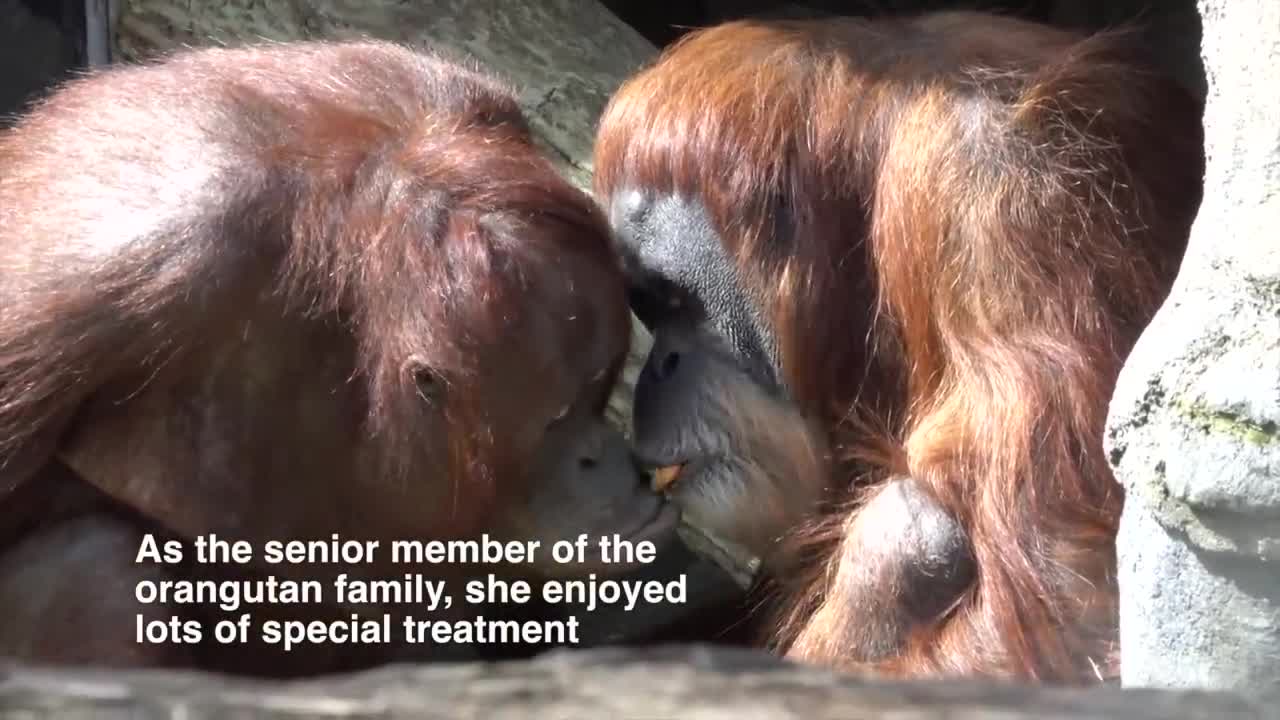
[650,464,686,493]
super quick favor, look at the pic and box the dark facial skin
[477,239,682,575]
[608,190,826,557]
[523,412,679,565]
[607,188,973,611]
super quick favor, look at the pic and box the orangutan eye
[406,360,444,404]
[415,368,437,388]
[551,403,572,423]
[417,369,440,396]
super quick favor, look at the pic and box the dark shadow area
[602,0,1204,98]
[0,0,84,127]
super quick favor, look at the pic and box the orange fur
[0,41,627,539]
[595,12,1202,682]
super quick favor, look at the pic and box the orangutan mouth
[650,463,687,493]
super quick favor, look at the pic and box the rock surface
[1104,0,1280,693]
[3,646,1279,720]
[115,0,652,191]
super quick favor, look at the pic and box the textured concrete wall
[1105,0,1280,693]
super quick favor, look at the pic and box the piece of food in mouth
[650,464,685,493]
[648,462,763,588]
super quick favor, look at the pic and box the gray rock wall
[1105,0,1280,693]
[3,646,1278,719]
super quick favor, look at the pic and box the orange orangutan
[593,11,1203,682]
[0,40,680,674]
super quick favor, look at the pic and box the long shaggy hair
[595,12,1203,680]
